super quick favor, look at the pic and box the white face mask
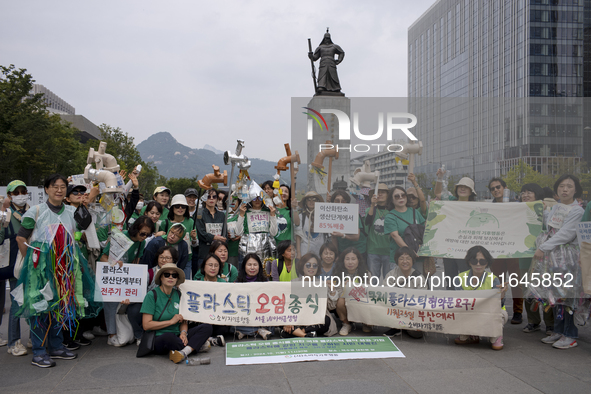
[12,195,28,207]
[136,201,144,211]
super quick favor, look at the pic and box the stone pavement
[2,289,591,394]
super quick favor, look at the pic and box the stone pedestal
[305,95,351,196]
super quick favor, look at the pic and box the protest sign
[179,281,327,327]
[418,201,543,259]
[344,286,502,337]
[94,262,147,302]
[246,211,270,233]
[107,228,134,266]
[577,222,591,294]
[226,336,404,365]
[313,202,359,234]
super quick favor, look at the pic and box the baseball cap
[184,188,199,197]
[67,184,87,197]
[7,180,26,193]
[153,186,171,196]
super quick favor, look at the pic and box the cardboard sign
[94,262,147,302]
[313,202,359,234]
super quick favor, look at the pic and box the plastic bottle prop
[440,164,450,200]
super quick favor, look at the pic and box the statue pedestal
[306,95,351,197]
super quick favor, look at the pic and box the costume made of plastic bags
[13,204,102,330]
[237,209,277,261]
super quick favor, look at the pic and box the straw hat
[368,183,389,198]
[298,191,324,209]
[455,177,477,196]
[155,263,185,285]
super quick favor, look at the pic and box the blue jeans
[232,326,261,336]
[367,254,392,280]
[127,303,144,340]
[29,313,65,356]
[103,302,119,335]
[8,278,26,346]
[553,305,578,338]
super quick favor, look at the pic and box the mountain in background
[137,132,280,184]
[203,144,224,155]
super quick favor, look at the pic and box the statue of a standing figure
[308,30,345,95]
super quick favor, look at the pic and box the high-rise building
[409,0,585,197]
[32,84,75,115]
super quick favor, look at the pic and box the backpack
[391,209,425,254]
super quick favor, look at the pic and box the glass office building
[409,0,585,197]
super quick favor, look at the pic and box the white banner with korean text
[418,201,544,259]
[313,202,359,234]
[94,262,147,302]
[344,286,502,337]
[179,281,327,327]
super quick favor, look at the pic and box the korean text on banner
[344,286,503,338]
[313,202,359,234]
[94,262,147,302]
[418,201,543,259]
[179,281,327,327]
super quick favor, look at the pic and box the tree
[503,160,553,193]
[166,176,203,196]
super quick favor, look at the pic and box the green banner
[226,336,405,365]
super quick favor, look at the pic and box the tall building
[409,0,585,197]
[32,84,75,115]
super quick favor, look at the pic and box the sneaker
[31,354,56,368]
[257,328,272,340]
[63,340,80,351]
[455,335,480,345]
[541,332,562,344]
[92,326,109,336]
[522,323,540,333]
[208,335,225,347]
[383,328,402,337]
[107,335,126,347]
[7,340,28,356]
[74,337,92,346]
[510,313,523,324]
[491,336,504,350]
[339,323,352,336]
[49,349,77,360]
[26,339,32,348]
[169,350,186,364]
[305,331,317,338]
[83,331,96,340]
[362,324,373,333]
[199,341,211,352]
[545,327,554,336]
[552,336,578,349]
[0,336,7,347]
[236,331,245,340]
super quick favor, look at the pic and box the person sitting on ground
[270,240,297,281]
[193,240,238,282]
[318,242,338,279]
[195,254,228,348]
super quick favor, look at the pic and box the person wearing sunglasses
[141,263,213,363]
[454,246,508,350]
[384,186,426,280]
[0,180,30,356]
[279,253,335,338]
[160,194,196,271]
[99,216,156,347]
[269,240,297,282]
[196,189,226,273]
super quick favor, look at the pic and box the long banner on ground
[225,336,405,365]
[344,286,502,337]
[179,281,328,326]
[418,201,543,259]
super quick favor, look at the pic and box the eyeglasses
[11,190,28,196]
[70,190,84,196]
[470,259,488,266]
[207,195,217,200]
[253,197,262,201]
[158,256,173,261]
[162,272,179,278]
[173,205,186,209]
[393,194,406,199]
[305,263,318,269]
[490,185,503,191]
[407,195,417,200]
[139,231,152,237]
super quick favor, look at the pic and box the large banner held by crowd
[418,201,543,259]
[344,286,502,337]
[179,281,328,327]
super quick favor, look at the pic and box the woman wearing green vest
[270,240,297,281]
[454,246,508,350]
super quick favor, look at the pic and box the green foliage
[502,160,554,193]
[165,176,203,196]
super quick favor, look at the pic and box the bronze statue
[308,29,345,95]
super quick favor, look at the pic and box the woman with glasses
[141,263,212,363]
[454,246,508,350]
[279,253,336,338]
[234,194,277,266]
[99,216,156,347]
[384,186,426,280]
[196,189,226,271]
[193,240,238,282]
[160,195,197,267]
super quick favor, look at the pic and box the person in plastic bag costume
[14,174,101,367]
[233,195,278,266]
[525,174,589,349]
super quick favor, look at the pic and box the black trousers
[153,324,212,355]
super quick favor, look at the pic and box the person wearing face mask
[0,180,30,355]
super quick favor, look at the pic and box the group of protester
[1,166,589,368]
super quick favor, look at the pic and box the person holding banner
[383,246,428,338]
[530,175,585,349]
[331,247,372,336]
[455,246,508,350]
[99,216,155,347]
[329,190,366,257]
[195,254,228,347]
[193,241,238,282]
[140,263,212,363]
[384,186,425,280]
[195,189,226,270]
[233,253,273,340]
